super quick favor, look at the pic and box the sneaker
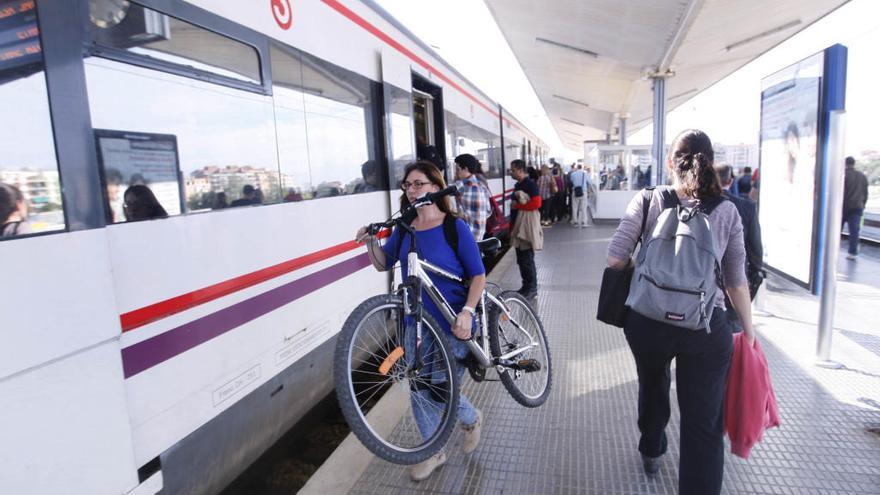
[846,253,858,260]
[410,451,447,481]
[641,454,661,475]
[461,410,483,454]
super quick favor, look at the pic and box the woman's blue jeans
[405,322,478,441]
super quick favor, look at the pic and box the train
[0,0,547,493]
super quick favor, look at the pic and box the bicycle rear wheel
[488,291,552,407]
[334,294,460,464]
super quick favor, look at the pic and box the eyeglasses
[400,180,432,191]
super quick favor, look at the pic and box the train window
[300,52,383,197]
[88,1,260,86]
[386,85,414,185]
[0,0,65,239]
[84,57,279,219]
[269,44,311,202]
[453,120,503,178]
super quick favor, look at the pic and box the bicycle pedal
[514,359,541,373]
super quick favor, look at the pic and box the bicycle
[334,186,552,465]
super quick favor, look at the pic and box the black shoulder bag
[596,188,653,328]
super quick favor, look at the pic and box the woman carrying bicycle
[355,161,487,481]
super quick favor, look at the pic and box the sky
[374,0,880,162]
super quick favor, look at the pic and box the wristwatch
[461,306,476,316]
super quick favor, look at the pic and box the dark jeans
[515,248,537,294]
[540,199,553,222]
[623,309,734,495]
[842,208,863,255]
[553,191,567,221]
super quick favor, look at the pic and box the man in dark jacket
[715,164,764,328]
[509,159,541,299]
[842,156,869,260]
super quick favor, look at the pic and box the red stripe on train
[120,230,389,332]
[320,0,525,133]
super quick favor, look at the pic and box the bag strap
[630,188,654,257]
[398,214,466,285]
[442,214,459,255]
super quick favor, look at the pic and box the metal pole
[619,116,627,145]
[652,77,666,186]
[816,110,846,365]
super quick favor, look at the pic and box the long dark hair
[0,183,23,224]
[669,129,721,200]
[399,161,455,215]
[123,185,168,221]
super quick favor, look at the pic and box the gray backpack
[626,187,725,332]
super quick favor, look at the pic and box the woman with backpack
[356,161,486,481]
[606,129,756,495]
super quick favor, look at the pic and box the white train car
[0,1,546,493]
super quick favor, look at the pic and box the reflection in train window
[386,85,414,185]
[88,1,260,85]
[451,120,502,179]
[269,44,311,202]
[300,52,383,197]
[84,57,279,219]
[0,0,65,239]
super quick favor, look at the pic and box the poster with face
[758,52,823,287]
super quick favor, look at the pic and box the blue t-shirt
[382,217,485,334]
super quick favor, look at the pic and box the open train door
[380,48,415,213]
[379,48,415,289]
[411,74,448,183]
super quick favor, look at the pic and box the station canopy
[484,0,850,151]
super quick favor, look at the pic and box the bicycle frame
[397,236,539,373]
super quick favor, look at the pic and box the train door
[412,75,447,182]
[379,49,415,213]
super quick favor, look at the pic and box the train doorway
[412,75,447,179]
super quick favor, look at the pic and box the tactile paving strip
[350,224,880,494]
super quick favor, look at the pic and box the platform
[309,224,880,494]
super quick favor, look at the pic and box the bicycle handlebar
[365,185,459,235]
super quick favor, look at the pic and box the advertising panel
[94,129,182,223]
[758,53,823,287]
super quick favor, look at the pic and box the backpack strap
[397,214,467,285]
[442,214,459,255]
[655,186,680,209]
[631,188,654,257]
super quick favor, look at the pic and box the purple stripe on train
[121,253,371,378]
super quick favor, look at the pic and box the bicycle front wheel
[334,294,460,465]
[488,291,553,407]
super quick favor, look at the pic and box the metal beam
[651,77,666,186]
[657,0,706,72]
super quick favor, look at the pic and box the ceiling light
[561,117,586,126]
[536,37,598,58]
[564,130,580,136]
[553,94,590,108]
[725,20,801,52]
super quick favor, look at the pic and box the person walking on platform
[715,163,764,308]
[537,165,555,226]
[552,167,566,223]
[606,129,756,495]
[570,164,591,227]
[736,166,753,199]
[509,159,542,299]
[842,156,868,260]
[454,153,491,241]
